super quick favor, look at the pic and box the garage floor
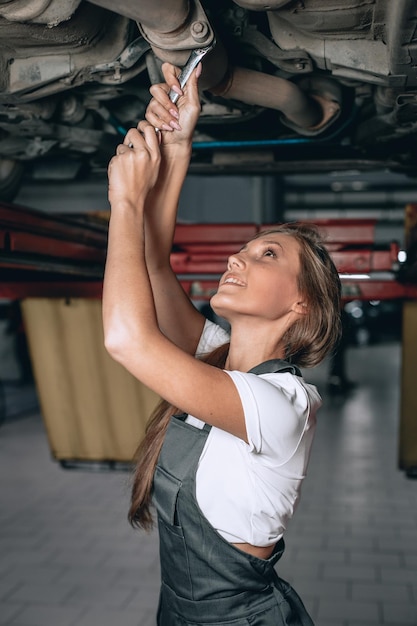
[0,340,416,626]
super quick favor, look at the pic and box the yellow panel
[21,298,159,462]
[399,300,417,472]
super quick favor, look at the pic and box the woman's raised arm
[103,114,245,442]
[141,63,206,355]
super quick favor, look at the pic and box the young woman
[103,62,341,626]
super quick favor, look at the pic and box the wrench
[168,41,215,104]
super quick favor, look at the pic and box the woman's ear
[291,300,308,316]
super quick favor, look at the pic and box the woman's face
[211,232,304,324]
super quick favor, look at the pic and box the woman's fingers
[116,144,129,155]
[143,61,202,143]
[160,62,183,99]
[123,125,158,148]
[147,84,181,130]
[108,122,162,207]
[123,127,143,148]
[145,98,180,132]
[137,120,162,145]
[113,125,161,163]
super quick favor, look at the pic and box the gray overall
[153,360,315,626]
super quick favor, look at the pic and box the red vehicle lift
[1,202,417,302]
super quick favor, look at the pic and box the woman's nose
[227,253,244,270]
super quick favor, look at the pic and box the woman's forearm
[143,62,201,272]
[104,62,204,359]
[142,142,205,352]
[103,201,158,356]
[144,143,192,272]
[104,123,162,355]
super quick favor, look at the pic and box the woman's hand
[145,61,202,149]
[107,122,161,209]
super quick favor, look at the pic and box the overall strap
[248,359,302,377]
[173,359,301,427]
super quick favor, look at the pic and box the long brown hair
[128,221,341,530]
[255,222,342,367]
[128,343,229,529]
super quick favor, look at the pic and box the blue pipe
[108,114,129,137]
[110,103,358,148]
[191,104,358,150]
[191,137,313,149]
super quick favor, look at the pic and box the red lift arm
[1,202,417,301]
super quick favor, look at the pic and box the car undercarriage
[0,0,417,200]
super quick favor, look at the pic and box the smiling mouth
[222,276,246,287]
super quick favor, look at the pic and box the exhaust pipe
[210,66,324,130]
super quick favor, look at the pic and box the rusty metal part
[239,26,313,74]
[90,0,225,90]
[209,66,323,130]
[136,0,214,50]
[0,0,82,25]
[302,93,341,131]
[276,74,342,135]
[88,0,189,32]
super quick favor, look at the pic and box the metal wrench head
[168,40,216,104]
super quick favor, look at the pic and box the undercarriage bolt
[191,20,209,43]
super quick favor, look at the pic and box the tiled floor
[0,341,416,626]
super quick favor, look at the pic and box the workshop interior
[1,2,417,625]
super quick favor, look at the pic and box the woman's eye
[264,248,276,257]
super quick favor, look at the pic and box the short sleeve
[195,319,230,358]
[224,370,315,466]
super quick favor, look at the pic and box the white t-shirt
[186,319,322,547]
